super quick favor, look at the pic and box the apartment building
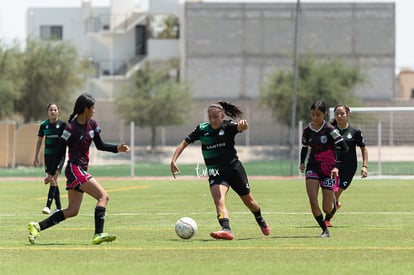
[26,0,180,100]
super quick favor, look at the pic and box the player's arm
[33,136,43,167]
[360,146,368,178]
[299,146,308,173]
[170,140,190,178]
[93,132,126,153]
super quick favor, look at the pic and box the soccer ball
[175,217,198,239]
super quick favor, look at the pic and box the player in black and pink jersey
[299,101,349,238]
[28,93,129,245]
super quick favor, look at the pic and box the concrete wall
[398,69,414,99]
[182,2,395,100]
[0,122,15,168]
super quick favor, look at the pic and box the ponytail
[215,101,243,119]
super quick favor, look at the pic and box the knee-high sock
[39,210,66,230]
[53,186,62,209]
[315,214,327,231]
[94,206,106,234]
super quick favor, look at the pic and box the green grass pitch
[0,176,413,274]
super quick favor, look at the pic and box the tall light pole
[289,0,301,176]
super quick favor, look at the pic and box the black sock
[218,217,231,232]
[253,208,267,227]
[46,186,55,208]
[315,214,327,231]
[54,187,62,209]
[39,210,65,230]
[325,202,337,222]
[94,206,106,234]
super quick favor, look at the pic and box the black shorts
[44,157,64,175]
[208,160,251,196]
[339,166,357,190]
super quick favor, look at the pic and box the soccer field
[0,177,413,274]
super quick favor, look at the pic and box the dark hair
[68,93,95,122]
[310,101,327,113]
[47,103,59,111]
[330,104,351,126]
[334,104,351,114]
[208,101,243,119]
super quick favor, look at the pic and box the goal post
[328,106,414,177]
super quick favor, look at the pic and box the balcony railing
[91,54,147,78]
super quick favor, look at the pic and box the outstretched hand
[118,144,130,153]
[237,119,248,132]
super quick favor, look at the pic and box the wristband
[362,165,368,168]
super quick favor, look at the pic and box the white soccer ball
[175,217,198,239]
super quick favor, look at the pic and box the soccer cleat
[259,221,270,236]
[28,222,40,244]
[42,207,51,215]
[320,230,330,238]
[92,233,117,245]
[210,230,234,240]
[324,220,333,227]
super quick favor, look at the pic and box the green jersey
[37,119,66,157]
[185,120,240,170]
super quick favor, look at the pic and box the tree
[16,39,85,122]
[261,54,365,127]
[116,64,192,150]
[0,41,24,119]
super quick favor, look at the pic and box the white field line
[2,211,413,217]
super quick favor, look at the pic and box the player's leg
[240,192,270,235]
[52,173,62,211]
[228,160,270,235]
[306,178,329,237]
[209,183,233,240]
[28,189,82,244]
[42,172,54,214]
[80,177,116,244]
[325,172,353,224]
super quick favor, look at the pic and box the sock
[94,206,106,234]
[54,186,62,209]
[39,210,65,230]
[315,214,327,231]
[325,202,337,222]
[46,186,55,208]
[253,208,267,227]
[218,217,231,232]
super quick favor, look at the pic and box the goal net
[328,106,414,177]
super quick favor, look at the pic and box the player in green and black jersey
[171,101,270,240]
[34,103,66,215]
[324,104,368,227]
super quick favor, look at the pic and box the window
[148,14,179,39]
[40,25,63,40]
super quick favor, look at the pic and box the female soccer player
[33,103,66,215]
[170,101,270,240]
[299,101,348,237]
[28,93,129,245]
[324,104,368,227]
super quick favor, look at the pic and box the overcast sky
[0,0,412,71]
